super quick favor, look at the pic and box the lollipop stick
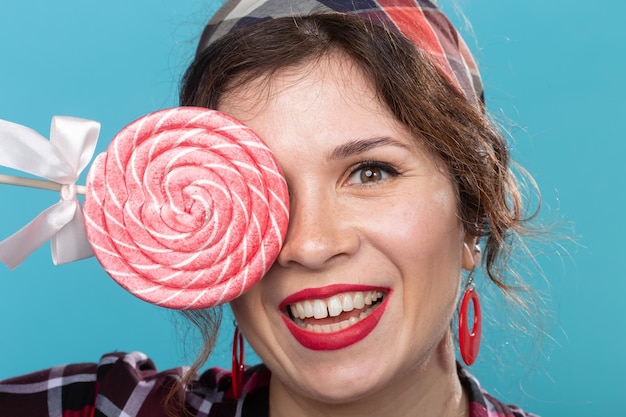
[0,173,86,195]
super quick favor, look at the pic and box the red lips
[279,285,390,350]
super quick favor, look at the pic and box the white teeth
[353,292,365,309]
[295,303,380,333]
[295,302,306,319]
[313,299,328,319]
[288,290,385,323]
[364,293,372,305]
[342,296,354,312]
[303,300,314,318]
[327,296,343,317]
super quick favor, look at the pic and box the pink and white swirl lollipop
[83,107,289,309]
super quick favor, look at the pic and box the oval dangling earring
[231,324,245,399]
[458,282,482,366]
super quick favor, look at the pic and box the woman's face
[220,54,476,404]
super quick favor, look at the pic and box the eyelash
[346,161,401,185]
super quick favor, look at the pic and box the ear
[462,235,481,271]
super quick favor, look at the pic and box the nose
[276,189,359,270]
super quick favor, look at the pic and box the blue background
[0,1,624,415]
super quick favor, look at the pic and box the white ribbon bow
[0,116,99,269]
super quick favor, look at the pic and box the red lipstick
[279,285,390,351]
[279,284,382,306]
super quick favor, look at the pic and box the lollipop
[83,107,289,309]
[0,107,289,310]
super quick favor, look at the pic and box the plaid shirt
[0,351,538,417]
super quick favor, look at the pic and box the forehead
[219,52,383,120]
[216,53,436,170]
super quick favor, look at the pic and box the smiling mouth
[284,290,386,333]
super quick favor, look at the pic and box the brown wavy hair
[167,12,539,414]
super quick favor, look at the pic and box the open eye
[346,162,399,185]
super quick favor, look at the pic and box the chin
[282,358,396,405]
[301,380,382,404]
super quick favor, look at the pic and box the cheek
[369,191,465,317]
[229,288,261,327]
[229,291,268,354]
[392,199,464,312]
[372,191,463,263]
[229,275,281,332]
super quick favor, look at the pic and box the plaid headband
[197,0,484,105]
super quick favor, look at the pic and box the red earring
[458,286,482,366]
[232,325,245,399]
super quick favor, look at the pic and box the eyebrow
[327,137,410,161]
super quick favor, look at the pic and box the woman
[0,1,539,416]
